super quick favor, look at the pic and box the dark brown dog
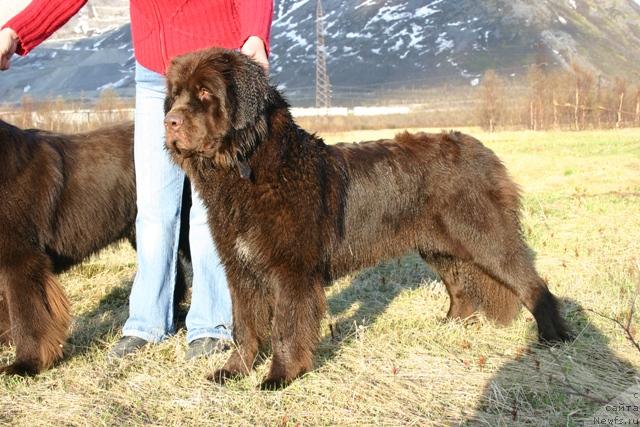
[0,120,136,375]
[164,48,570,389]
[0,119,191,376]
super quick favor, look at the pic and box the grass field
[1,128,639,426]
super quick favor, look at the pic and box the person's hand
[241,36,268,73]
[0,27,19,71]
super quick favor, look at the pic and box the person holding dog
[0,1,272,360]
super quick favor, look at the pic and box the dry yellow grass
[1,128,639,426]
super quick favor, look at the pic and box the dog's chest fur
[189,125,344,281]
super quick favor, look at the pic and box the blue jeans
[122,62,232,343]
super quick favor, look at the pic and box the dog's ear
[164,94,174,115]
[224,52,272,131]
[164,71,176,115]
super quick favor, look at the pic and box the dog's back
[325,131,522,325]
[328,131,520,276]
[41,123,137,269]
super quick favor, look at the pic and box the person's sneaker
[108,336,149,359]
[186,337,231,361]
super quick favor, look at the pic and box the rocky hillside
[1,0,639,105]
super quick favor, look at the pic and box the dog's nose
[164,112,184,130]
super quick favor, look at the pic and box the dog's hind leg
[420,252,521,325]
[430,181,572,343]
[0,253,70,375]
[468,268,521,325]
[209,267,272,385]
[420,252,475,321]
[260,274,326,390]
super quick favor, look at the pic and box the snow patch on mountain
[435,32,454,55]
[415,1,441,18]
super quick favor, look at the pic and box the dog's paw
[558,329,575,342]
[0,362,40,376]
[538,330,574,346]
[441,314,479,325]
[259,376,289,391]
[207,368,238,385]
[538,321,575,345]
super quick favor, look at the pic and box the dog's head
[164,48,272,170]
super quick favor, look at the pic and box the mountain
[1,0,639,106]
[274,0,640,105]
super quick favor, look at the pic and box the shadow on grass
[64,277,134,360]
[53,251,438,373]
[469,298,639,425]
[314,253,441,369]
[60,251,439,369]
[64,256,193,361]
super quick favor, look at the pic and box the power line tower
[315,0,331,108]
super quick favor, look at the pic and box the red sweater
[3,0,273,74]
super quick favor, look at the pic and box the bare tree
[547,70,574,129]
[614,77,627,128]
[549,72,562,129]
[570,62,595,130]
[634,84,640,126]
[572,63,581,130]
[478,70,504,132]
[18,95,34,128]
[528,44,553,130]
[528,64,546,130]
[595,75,604,128]
[96,88,121,111]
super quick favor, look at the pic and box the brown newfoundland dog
[0,120,137,375]
[164,48,571,389]
[0,119,190,376]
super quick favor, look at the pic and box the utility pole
[315,0,331,108]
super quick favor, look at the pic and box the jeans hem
[187,327,233,343]
[121,328,172,343]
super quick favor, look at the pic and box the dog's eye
[198,88,212,102]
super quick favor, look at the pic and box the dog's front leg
[209,267,271,385]
[260,274,326,390]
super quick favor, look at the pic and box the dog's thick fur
[0,120,137,375]
[164,48,571,389]
[0,120,191,375]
